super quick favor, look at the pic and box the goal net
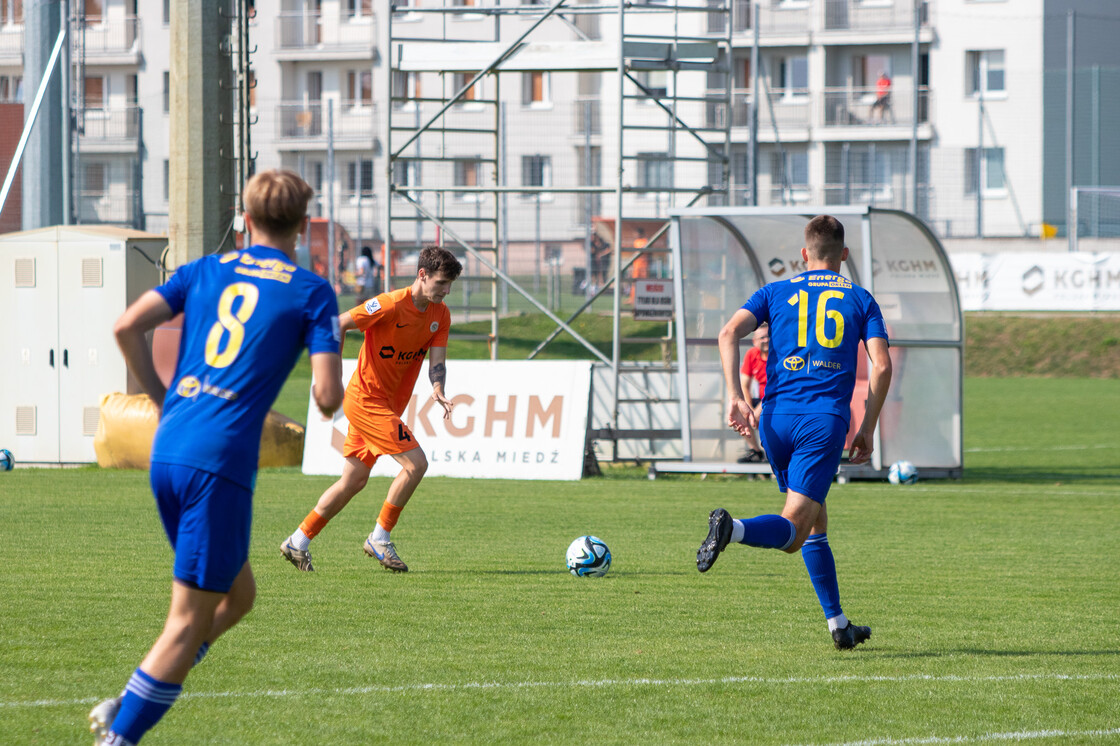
[1071,187,1120,251]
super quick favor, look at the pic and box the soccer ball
[566,535,611,577]
[0,449,13,471]
[888,460,918,485]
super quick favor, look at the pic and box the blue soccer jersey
[150,245,340,489]
[743,270,887,424]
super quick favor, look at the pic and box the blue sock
[193,642,210,667]
[108,669,182,745]
[738,515,796,550]
[801,533,842,619]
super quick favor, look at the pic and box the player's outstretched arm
[718,308,758,437]
[310,352,344,418]
[113,290,174,407]
[428,346,453,420]
[849,336,892,465]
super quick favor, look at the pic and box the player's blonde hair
[243,169,314,237]
[804,215,846,262]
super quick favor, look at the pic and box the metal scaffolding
[380,0,732,452]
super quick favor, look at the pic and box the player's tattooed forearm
[429,362,446,387]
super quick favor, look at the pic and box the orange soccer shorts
[342,393,420,467]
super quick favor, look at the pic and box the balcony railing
[822,0,931,32]
[79,107,141,142]
[706,87,930,130]
[276,102,377,141]
[822,86,931,127]
[78,192,136,225]
[276,11,375,51]
[0,25,22,56]
[81,16,140,56]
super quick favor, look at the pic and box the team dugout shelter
[658,206,963,480]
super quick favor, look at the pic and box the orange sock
[377,502,403,533]
[299,509,329,540]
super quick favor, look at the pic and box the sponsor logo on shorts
[177,375,201,398]
[430,321,439,332]
[365,298,382,314]
[783,356,805,371]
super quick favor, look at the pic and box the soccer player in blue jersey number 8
[697,215,893,651]
[88,171,345,745]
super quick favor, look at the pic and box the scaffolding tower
[380,0,732,453]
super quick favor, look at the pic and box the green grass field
[2,378,1119,745]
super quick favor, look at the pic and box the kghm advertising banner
[302,360,594,480]
[951,252,1120,311]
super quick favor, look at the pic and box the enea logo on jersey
[365,298,381,314]
[783,356,806,371]
[430,321,439,333]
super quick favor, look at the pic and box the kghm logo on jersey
[783,356,805,371]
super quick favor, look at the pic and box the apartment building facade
[3,0,1117,258]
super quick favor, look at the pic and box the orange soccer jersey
[342,287,450,464]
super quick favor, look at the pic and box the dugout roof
[667,206,963,478]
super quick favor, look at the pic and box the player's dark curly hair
[804,215,846,262]
[419,245,463,281]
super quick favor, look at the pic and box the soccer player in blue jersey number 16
[88,170,345,745]
[697,215,893,651]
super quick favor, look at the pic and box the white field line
[798,726,1120,746]
[4,672,1117,710]
[964,444,1116,453]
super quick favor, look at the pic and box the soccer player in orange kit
[281,245,463,573]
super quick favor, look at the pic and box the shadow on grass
[963,467,1120,484]
[871,649,1120,659]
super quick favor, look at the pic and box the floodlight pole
[1065,10,1075,252]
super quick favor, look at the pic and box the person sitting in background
[737,324,769,463]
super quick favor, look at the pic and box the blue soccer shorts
[758,412,848,504]
[150,461,253,593]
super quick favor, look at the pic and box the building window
[84,162,107,196]
[84,76,105,109]
[392,71,420,107]
[454,72,480,103]
[769,150,810,203]
[84,0,103,24]
[638,153,672,191]
[967,50,1005,96]
[347,159,374,198]
[522,72,550,107]
[635,70,669,101]
[521,154,551,197]
[347,70,373,108]
[454,158,483,201]
[346,0,372,17]
[162,159,169,203]
[162,71,169,113]
[0,75,22,102]
[0,0,23,26]
[392,159,421,200]
[451,0,476,6]
[774,55,809,97]
[965,147,1005,195]
[162,0,169,25]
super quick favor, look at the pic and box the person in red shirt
[871,71,892,123]
[280,245,463,573]
[737,324,769,463]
